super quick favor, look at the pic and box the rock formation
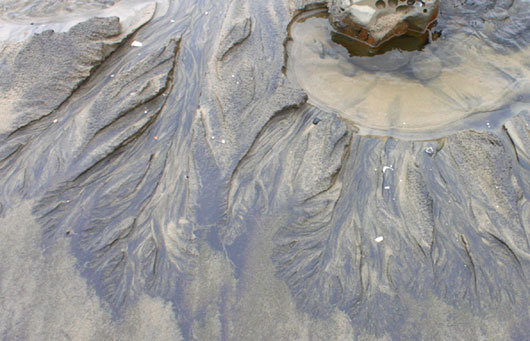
[328,0,439,47]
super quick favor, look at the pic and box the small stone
[375,236,384,243]
[346,5,377,26]
[313,118,321,125]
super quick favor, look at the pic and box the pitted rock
[328,0,439,47]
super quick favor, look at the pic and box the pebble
[382,166,393,173]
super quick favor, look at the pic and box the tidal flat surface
[0,0,529,339]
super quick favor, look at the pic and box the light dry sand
[0,200,183,340]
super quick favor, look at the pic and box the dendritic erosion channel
[1,0,530,339]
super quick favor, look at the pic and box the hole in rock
[376,0,386,9]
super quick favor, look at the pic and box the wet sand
[1,0,530,339]
[287,12,530,137]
